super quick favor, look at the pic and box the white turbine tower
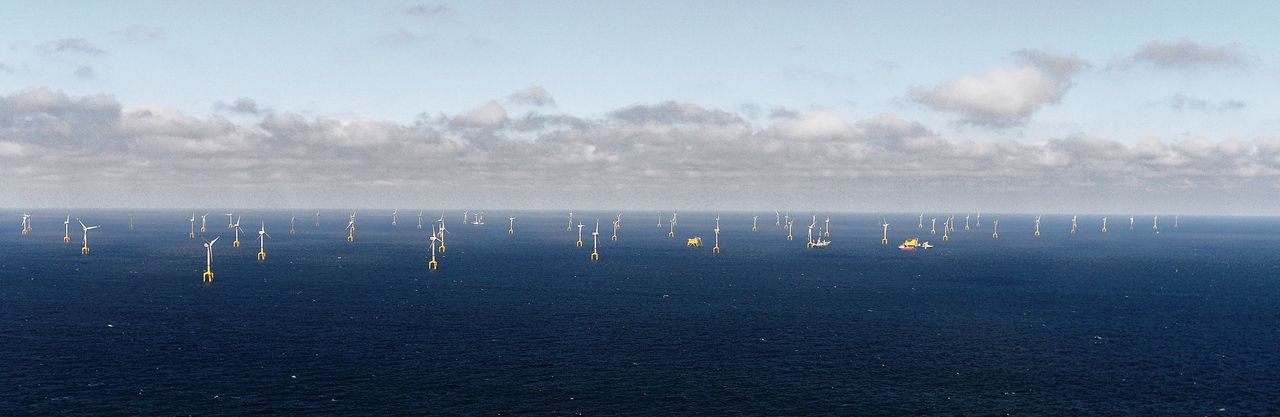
[418,211,425,230]
[63,214,71,243]
[77,218,99,255]
[1070,215,1078,235]
[230,216,245,248]
[20,213,31,236]
[200,213,209,233]
[345,212,357,242]
[918,213,924,230]
[964,214,970,231]
[315,211,320,227]
[437,213,448,252]
[611,214,620,241]
[880,220,889,245]
[428,225,439,270]
[392,209,398,226]
[591,219,600,261]
[226,212,234,228]
[992,219,1000,239]
[824,215,831,238]
[576,222,585,247]
[976,212,982,229]
[930,217,937,235]
[1129,216,1135,230]
[712,215,721,254]
[567,211,575,231]
[509,216,516,235]
[668,212,678,238]
[942,218,950,241]
[752,215,758,232]
[189,212,197,238]
[1153,216,1159,234]
[1102,217,1109,233]
[657,211,663,228]
[775,210,781,227]
[256,221,272,260]
[1034,215,1042,237]
[289,216,297,236]
[202,235,220,283]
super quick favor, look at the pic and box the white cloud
[908,49,1087,127]
[1123,39,1254,70]
[450,101,509,128]
[507,85,557,107]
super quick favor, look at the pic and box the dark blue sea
[2,211,1278,415]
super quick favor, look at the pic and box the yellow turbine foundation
[881,237,888,245]
[576,239,583,247]
[712,245,720,254]
[189,232,196,238]
[233,239,240,248]
[64,235,70,243]
[257,250,266,260]
[591,250,599,261]
[439,243,446,253]
[202,269,214,283]
[429,258,438,270]
[81,245,90,255]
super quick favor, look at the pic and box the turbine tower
[712,215,721,254]
[992,219,1000,239]
[1070,215,1078,235]
[611,214,620,241]
[509,216,516,235]
[881,220,889,245]
[202,236,220,283]
[230,216,244,248]
[1174,215,1179,230]
[428,225,439,270]
[418,211,425,230]
[77,218,99,255]
[965,214,970,231]
[436,213,447,253]
[226,212,234,228]
[1034,215,1041,237]
[775,210,781,227]
[976,212,982,229]
[930,217,937,235]
[668,212,678,238]
[20,213,31,236]
[345,212,356,242]
[576,222,585,247]
[591,219,600,261]
[824,215,831,238]
[786,219,794,241]
[189,212,197,238]
[200,213,209,233]
[1153,216,1159,234]
[942,218,950,241]
[918,213,924,230]
[63,214,71,243]
[392,209,398,226]
[567,211,574,231]
[290,216,297,236]
[1129,216,1135,230]
[256,221,272,261]
[315,211,320,227]
[657,211,663,228]
[1102,216,1109,233]
[752,215,758,232]
[129,216,135,231]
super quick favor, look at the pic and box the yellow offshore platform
[686,237,703,247]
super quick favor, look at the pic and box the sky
[0,1,1278,214]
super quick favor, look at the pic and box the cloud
[0,63,13,74]
[507,85,557,107]
[909,49,1088,127]
[35,38,105,56]
[218,97,264,115]
[73,66,96,78]
[1157,93,1247,112]
[111,25,167,43]
[402,3,451,19]
[375,29,426,46]
[1122,39,1254,70]
[450,101,509,128]
[1,87,1276,212]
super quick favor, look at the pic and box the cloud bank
[1,87,1276,213]
[1122,39,1255,70]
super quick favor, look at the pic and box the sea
[1,211,1278,416]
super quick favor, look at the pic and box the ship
[898,238,931,251]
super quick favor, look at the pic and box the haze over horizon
[1,1,1278,214]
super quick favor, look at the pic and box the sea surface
[1,211,1278,416]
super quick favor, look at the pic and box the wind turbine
[752,215,758,232]
[76,218,99,255]
[315,211,320,227]
[230,216,244,248]
[463,209,470,224]
[942,218,950,241]
[668,212,678,238]
[189,212,197,238]
[786,219,794,241]
[345,212,356,242]
[1034,215,1041,237]
[992,219,1000,239]
[657,211,663,228]
[976,212,982,229]
[964,214,970,231]
[880,220,889,245]
[930,217,937,235]
[129,215,134,231]
[202,235,221,283]
[392,209,398,226]
[567,211,574,231]
[591,219,600,261]
[20,213,31,235]
[1102,216,1109,233]
[1153,216,1159,234]
[63,214,71,243]
[1174,215,1179,230]
[437,213,447,252]
[918,213,924,230]
[289,216,297,236]
[806,219,815,248]
[256,221,272,261]
[824,215,831,238]
[775,210,781,227]
[1070,215,1078,235]
[1129,216,1135,230]
[418,211,425,230]
[509,216,516,235]
[200,213,209,233]
[226,212,234,229]
[611,214,620,241]
[428,225,439,270]
[576,222,585,247]
[712,215,721,254]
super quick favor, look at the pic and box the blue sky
[1,1,1277,212]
